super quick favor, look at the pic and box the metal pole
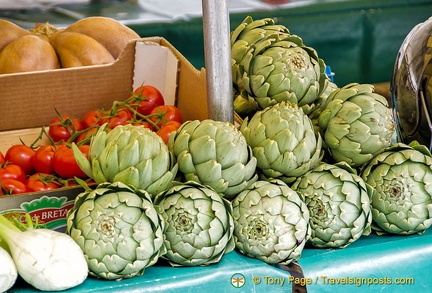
[202,0,233,123]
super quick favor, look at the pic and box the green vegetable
[72,123,178,197]
[154,181,235,266]
[240,101,323,184]
[232,179,310,265]
[0,213,88,291]
[66,181,166,280]
[292,162,372,248]
[168,119,258,199]
[318,83,395,167]
[360,142,432,235]
[231,16,329,118]
[0,245,17,292]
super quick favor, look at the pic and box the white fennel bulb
[0,214,88,291]
[0,245,17,292]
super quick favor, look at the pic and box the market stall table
[8,228,432,292]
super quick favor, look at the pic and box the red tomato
[99,107,133,129]
[0,178,27,194]
[0,163,26,182]
[149,105,183,128]
[0,151,5,164]
[52,144,89,179]
[81,109,103,129]
[33,145,57,174]
[129,85,165,116]
[76,128,98,144]
[48,115,83,143]
[132,121,156,132]
[25,173,61,192]
[157,121,182,144]
[5,145,36,175]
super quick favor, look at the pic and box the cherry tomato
[99,107,133,129]
[132,121,156,132]
[33,145,57,174]
[52,144,89,179]
[157,121,182,144]
[0,151,5,164]
[48,115,83,143]
[0,178,27,194]
[0,163,26,182]
[5,145,36,175]
[76,128,98,144]
[149,105,183,128]
[81,109,103,129]
[25,173,61,192]
[129,85,165,116]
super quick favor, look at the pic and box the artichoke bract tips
[292,162,372,248]
[66,181,166,280]
[232,179,311,265]
[154,181,235,267]
[360,142,432,235]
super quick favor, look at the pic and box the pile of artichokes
[64,16,432,279]
[229,16,432,260]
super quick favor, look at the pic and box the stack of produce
[2,15,432,292]
[228,17,432,259]
[0,16,140,73]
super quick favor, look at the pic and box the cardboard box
[0,37,208,231]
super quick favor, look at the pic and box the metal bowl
[391,16,432,149]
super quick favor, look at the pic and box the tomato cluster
[0,144,92,196]
[0,85,184,196]
[48,85,183,145]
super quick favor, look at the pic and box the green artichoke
[360,141,432,235]
[73,123,178,197]
[153,181,235,266]
[231,16,329,118]
[66,182,166,280]
[232,179,310,265]
[240,101,322,184]
[318,83,396,167]
[168,119,257,199]
[231,16,291,91]
[292,162,372,248]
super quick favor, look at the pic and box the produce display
[0,14,431,293]
[0,84,183,196]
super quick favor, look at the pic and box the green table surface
[8,228,432,292]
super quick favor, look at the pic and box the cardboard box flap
[133,41,179,106]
